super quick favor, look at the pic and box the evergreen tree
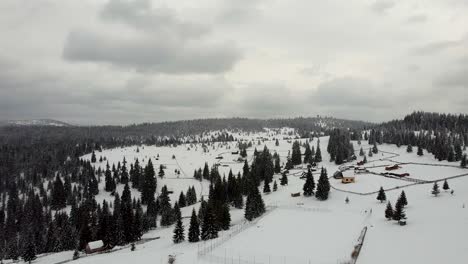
[158,164,165,179]
[51,175,66,210]
[359,147,365,156]
[172,213,185,244]
[372,142,378,154]
[385,201,394,220]
[178,192,187,208]
[91,151,97,163]
[417,145,423,156]
[393,200,406,222]
[315,168,330,201]
[398,191,408,207]
[244,181,266,221]
[302,169,315,196]
[280,172,288,186]
[273,180,278,192]
[315,143,322,162]
[219,203,231,231]
[443,180,450,191]
[432,182,440,196]
[22,233,37,263]
[263,181,271,193]
[376,187,386,203]
[406,144,413,153]
[303,142,312,164]
[141,159,156,205]
[201,205,218,240]
[461,154,467,168]
[188,209,200,243]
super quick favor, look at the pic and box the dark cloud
[370,0,395,14]
[63,0,242,74]
[63,30,240,74]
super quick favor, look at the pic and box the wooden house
[342,176,355,184]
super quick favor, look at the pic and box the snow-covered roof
[87,240,104,249]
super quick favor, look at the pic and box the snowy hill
[6,129,467,264]
[0,119,71,127]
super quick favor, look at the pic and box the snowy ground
[10,129,468,264]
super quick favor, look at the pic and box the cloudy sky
[1,0,467,125]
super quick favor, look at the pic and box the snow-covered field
[14,129,468,264]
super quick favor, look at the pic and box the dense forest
[369,112,468,162]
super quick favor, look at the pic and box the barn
[85,240,106,254]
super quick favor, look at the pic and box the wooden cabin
[342,176,355,184]
[85,240,105,254]
[385,164,400,171]
[291,192,301,197]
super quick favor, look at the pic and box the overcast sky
[1,0,467,125]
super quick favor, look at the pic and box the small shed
[85,240,105,254]
[291,192,301,197]
[333,171,344,179]
[342,176,355,184]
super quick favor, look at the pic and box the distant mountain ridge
[0,119,71,127]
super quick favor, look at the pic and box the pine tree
[141,159,156,205]
[302,169,315,196]
[372,142,379,154]
[91,151,97,163]
[345,197,349,204]
[417,145,423,156]
[315,168,330,201]
[178,192,187,208]
[158,164,165,179]
[393,199,406,223]
[432,182,440,196]
[280,172,288,186]
[22,233,36,263]
[376,187,386,203]
[461,154,467,168]
[219,203,231,230]
[263,181,271,193]
[406,144,413,153]
[201,205,218,240]
[172,213,185,244]
[315,143,322,162]
[399,191,408,207]
[51,175,66,210]
[188,209,200,243]
[443,180,450,191]
[244,181,266,221]
[359,147,365,156]
[273,180,278,191]
[385,201,393,220]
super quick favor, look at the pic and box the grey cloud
[406,14,427,24]
[216,0,264,24]
[312,77,390,108]
[410,39,464,56]
[100,0,209,38]
[435,68,468,88]
[370,0,395,14]
[63,30,241,74]
[63,0,242,74]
